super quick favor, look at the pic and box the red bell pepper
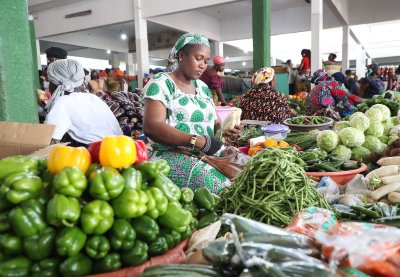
[88,141,102,164]
[134,140,149,164]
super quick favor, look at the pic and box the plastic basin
[215,107,237,122]
[305,163,368,185]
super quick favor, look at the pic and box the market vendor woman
[142,33,241,193]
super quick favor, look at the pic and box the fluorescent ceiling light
[106,50,111,54]
[121,33,127,40]
[242,62,246,66]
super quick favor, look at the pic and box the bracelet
[189,134,198,149]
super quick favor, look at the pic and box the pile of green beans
[289,116,328,125]
[221,148,331,227]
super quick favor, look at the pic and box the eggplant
[114,107,125,118]
[133,101,142,107]
[123,104,135,111]
[136,108,144,118]
[126,110,137,117]
[111,91,129,102]
[132,93,140,102]
[108,101,120,113]
[120,124,132,136]
[118,116,129,125]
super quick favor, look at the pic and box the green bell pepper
[180,226,193,240]
[194,188,220,211]
[158,202,193,233]
[81,200,114,235]
[151,174,181,202]
[0,172,43,204]
[56,227,87,257]
[0,211,10,234]
[0,155,39,181]
[170,230,182,246]
[148,237,168,257]
[190,217,199,230]
[60,253,92,277]
[85,235,110,259]
[180,187,194,204]
[0,256,32,277]
[121,240,148,266]
[93,253,122,274]
[183,203,199,217]
[132,215,159,242]
[135,160,170,180]
[108,219,136,251]
[86,163,101,178]
[160,229,181,247]
[9,199,46,238]
[0,233,23,255]
[159,232,174,249]
[145,187,168,219]
[111,188,148,219]
[0,195,12,212]
[40,170,53,185]
[23,227,56,261]
[53,166,87,198]
[31,258,61,277]
[89,166,125,201]
[36,183,54,206]
[197,212,219,229]
[46,194,81,227]
[122,167,142,190]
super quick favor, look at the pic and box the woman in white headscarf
[45,59,122,147]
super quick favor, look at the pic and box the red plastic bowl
[305,163,368,185]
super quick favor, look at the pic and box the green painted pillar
[0,0,38,123]
[252,0,271,70]
[29,18,40,90]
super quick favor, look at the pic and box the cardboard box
[0,121,55,159]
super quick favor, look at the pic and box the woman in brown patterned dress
[239,67,289,124]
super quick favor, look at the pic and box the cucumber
[341,161,359,170]
[313,163,340,172]
[243,233,314,249]
[375,215,400,227]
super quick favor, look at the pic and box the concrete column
[252,0,271,70]
[213,41,224,57]
[310,0,323,74]
[356,45,366,79]
[133,0,150,89]
[126,53,136,76]
[111,53,120,68]
[271,57,277,66]
[0,0,38,123]
[342,25,350,73]
[36,39,42,70]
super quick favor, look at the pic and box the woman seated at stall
[306,69,360,118]
[141,33,241,194]
[239,67,289,124]
[367,64,385,96]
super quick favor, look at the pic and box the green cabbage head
[333,121,350,133]
[351,146,371,163]
[371,104,391,121]
[338,127,365,147]
[365,108,384,123]
[316,130,339,152]
[331,145,352,161]
[362,135,382,152]
[366,122,384,137]
[349,114,370,131]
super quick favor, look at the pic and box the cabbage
[391,116,398,126]
[349,114,370,131]
[351,146,371,163]
[371,104,391,121]
[331,145,352,161]
[366,122,384,137]
[338,127,365,148]
[388,135,399,146]
[362,136,382,152]
[316,130,339,152]
[379,143,387,153]
[333,121,350,133]
[378,136,389,144]
[382,120,394,136]
[365,108,384,123]
[349,112,365,121]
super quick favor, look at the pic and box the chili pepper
[23,227,56,261]
[0,256,32,277]
[135,160,170,180]
[180,226,193,240]
[0,155,39,181]
[85,235,110,259]
[183,203,199,217]
[158,202,193,232]
[9,199,46,238]
[0,211,10,234]
[132,215,159,242]
[52,166,87,198]
[189,218,199,230]
[88,141,102,164]
[351,205,381,219]
[93,253,122,274]
[56,227,87,257]
[120,240,149,266]
[0,172,43,204]
[151,174,181,202]
[99,135,137,168]
[135,140,149,164]
[46,194,81,227]
[145,187,168,219]
[111,188,148,219]
[194,187,219,211]
[197,212,219,229]
[180,187,194,204]
[0,233,23,255]
[48,145,91,174]
[148,236,168,256]
[81,200,114,235]
[31,258,61,277]
[88,166,125,201]
[108,218,136,251]
[122,167,142,190]
[59,253,92,277]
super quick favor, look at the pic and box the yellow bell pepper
[263,139,278,148]
[99,136,137,168]
[278,141,289,148]
[48,145,91,174]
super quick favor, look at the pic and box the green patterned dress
[142,73,231,193]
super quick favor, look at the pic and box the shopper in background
[387,67,398,91]
[324,53,337,65]
[142,32,241,193]
[45,46,68,65]
[286,59,297,95]
[357,77,370,98]
[298,49,311,76]
[239,67,289,124]
[88,70,106,95]
[367,64,385,96]
[331,72,347,90]
[200,55,229,106]
[45,59,122,147]
[344,69,359,95]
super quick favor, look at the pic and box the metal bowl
[283,116,334,132]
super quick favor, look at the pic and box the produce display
[238,126,263,146]
[339,202,400,225]
[285,130,318,151]
[246,139,290,156]
[286,116,329,125]
[354,94,400,116]
[105,91,144,139]
[0,138,219,276]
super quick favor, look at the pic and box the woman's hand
[222,124,243,144]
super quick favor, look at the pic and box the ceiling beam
[28,0,83,13]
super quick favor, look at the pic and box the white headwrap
[45,59,85,111]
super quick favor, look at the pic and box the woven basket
[324,64,342,75]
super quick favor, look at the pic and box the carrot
[358,260,400,277]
